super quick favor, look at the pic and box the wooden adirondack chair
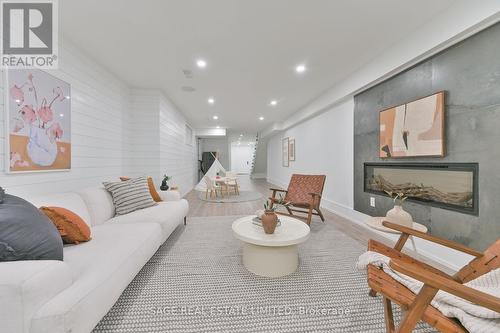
[269,174,326,225]
[366,221,500,333]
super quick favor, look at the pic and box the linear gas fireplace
[364,163,478,215]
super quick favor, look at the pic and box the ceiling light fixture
[259,116,264,121]
[208,97,215,104]
[212,115,219,120]
[216,126,220,129]
[295,64,306,73]
[196,59,207,68]
[239,134,243,137]
[269,100,278,106]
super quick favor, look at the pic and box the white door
[231,145,253,174]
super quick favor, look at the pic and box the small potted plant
[384,191,413,228]
[160,175,171,191]
[261,195,290,234]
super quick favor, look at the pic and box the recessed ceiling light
[208,97,215,104]
[239,134,243,137]
[295,64,306,73]
[269,100,278,106]
[212,115,218,120]
[216,125,220,129]
[196,59,207,68]
[259,116,264,121]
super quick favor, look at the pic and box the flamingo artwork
[7,69,71,172]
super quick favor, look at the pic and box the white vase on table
[385,205,413,228]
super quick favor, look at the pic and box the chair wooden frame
[224,172,240,196]
[367,221,500,333]
[204,176,224,199]
[268,174,326,226]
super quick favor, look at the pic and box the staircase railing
[250,134,259,178]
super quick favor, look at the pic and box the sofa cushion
[0,260,72,333]
[158,189,181,201]
[108,199,188,240]
[78,187,115,226]
[30,223,163,333]
[40,207,92,244]
[27,192,93,228]
[0,194,63,261]
[103,177,157,215]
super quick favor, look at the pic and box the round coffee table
[232,215,310,277]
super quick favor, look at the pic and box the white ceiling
[60,0,456,132]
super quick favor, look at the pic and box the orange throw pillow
[120,176,162,202]
[147,177,162,202]
[40,207,91,244]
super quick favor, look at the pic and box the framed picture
[6,69,71,173]
[282,137,289,167]
[379,91,445,158]
[289,139,295,161]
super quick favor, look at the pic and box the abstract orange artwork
[379,92,445,158]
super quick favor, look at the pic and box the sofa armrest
[0,260,73,333]
[158,190,181,201]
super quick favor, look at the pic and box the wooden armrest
[390,259,500,313]
[270,188,287,193]
[382,221,483,257]
[308,192,322,197]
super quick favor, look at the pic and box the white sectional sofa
[0,186,188,333]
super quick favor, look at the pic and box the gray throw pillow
[0,193,63,261]
[103,177,157,215]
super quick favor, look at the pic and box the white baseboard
[267,180,471,272]
[251,173,267,179]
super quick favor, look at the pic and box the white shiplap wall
[128,89,161,181]
[0,42,198,197]
[128,90,197,196]
[159,94,197,196]
[0,40,133,197]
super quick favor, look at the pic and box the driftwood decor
[364,163,478,215]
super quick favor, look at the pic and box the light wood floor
[184,175,385,248]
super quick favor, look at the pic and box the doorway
[231,144,253,174]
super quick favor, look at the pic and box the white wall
[267,98,354,210]
[128,89,160,183]
[231,143,253,174]
[159,94,197,196]
[0,40,132,197]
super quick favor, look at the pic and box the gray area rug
[93,216,437,333]
[197,190,262,203]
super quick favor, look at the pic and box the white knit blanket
[357,251,500,333]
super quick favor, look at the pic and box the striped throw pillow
[103,177,157,215]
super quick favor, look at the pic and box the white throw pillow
[103,177,157,215]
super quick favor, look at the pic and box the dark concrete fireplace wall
[353,23,500,251]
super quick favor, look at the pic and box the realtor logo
[1,0,58,68]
